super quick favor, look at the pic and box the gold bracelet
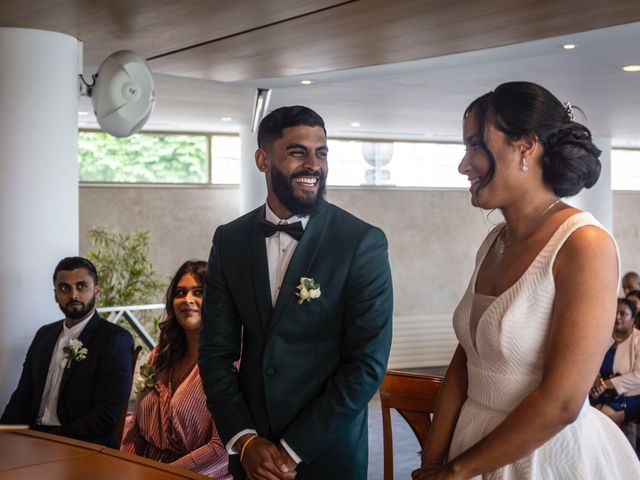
[600,377,607,387]
[240,434,258,463]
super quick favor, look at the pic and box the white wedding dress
[449,212,640,479]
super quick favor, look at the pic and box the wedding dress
[449,212,640,479]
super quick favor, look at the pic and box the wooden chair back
[117,345,142,444]
[379,370,443,480]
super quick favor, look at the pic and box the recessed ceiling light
[622,65,640,72]
[221,117,232,122]
[562,43,576,50]
[300,80,313,85]
[351,122,360,128]
[78,111,89,116]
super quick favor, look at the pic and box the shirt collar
[265,200,309,230]
[63,310,94,335]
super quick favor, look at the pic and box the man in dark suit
[200,106,393,479]
[0,256,133,448]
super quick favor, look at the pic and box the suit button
[265,367,275,376]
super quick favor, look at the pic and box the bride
[412,81,640,479]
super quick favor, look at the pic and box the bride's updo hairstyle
[464,81,601,197]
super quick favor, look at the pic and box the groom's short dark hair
[257,105,326,149]
[53,256,99,285]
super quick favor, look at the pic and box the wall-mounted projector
[79,50,155,137]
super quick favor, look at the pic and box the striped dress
[121,348,230,479]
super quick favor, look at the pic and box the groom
[199,105,393,479]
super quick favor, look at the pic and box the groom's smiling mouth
[295,176,319,189]
[291,171,323,196]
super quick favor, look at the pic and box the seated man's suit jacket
[200,199,393,479]
[1,311,134,448]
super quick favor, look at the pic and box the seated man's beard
[271,167,326,216]
[60,296,97,319]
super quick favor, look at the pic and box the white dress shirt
[38,311,93,426]
[226,202,309,463]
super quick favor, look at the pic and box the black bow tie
[259,220,304,241]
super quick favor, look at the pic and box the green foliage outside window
[78,131,208,183]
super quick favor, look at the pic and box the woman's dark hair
[155,260,207,372]
[464,81,601,197]
[619,297,638,319]
[626,289,640,300]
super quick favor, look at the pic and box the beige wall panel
[80,186,637,365]
[79,186,239,291]
[80,186,493,314]
[613,191,640,278]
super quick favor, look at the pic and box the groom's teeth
[296,177,317,185]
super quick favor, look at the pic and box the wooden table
[0,428,212,479]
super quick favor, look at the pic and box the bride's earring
[521,157,528,172]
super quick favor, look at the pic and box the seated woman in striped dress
[121,260,230,479]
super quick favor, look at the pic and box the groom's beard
[271,166,326,216]
[59,295,96,320]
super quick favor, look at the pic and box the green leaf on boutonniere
[296,277,321,304]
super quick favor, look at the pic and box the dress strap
[545,212,617,266]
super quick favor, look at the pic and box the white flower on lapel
[62,338,88,369]
[296,277,321,304]
[135,363,158,396]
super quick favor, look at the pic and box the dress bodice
[448,212,640,479]
[453,212,607,413]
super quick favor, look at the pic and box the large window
[327,139,466,187]
[611,149,640,190]
[78,131,470,187]
[78,132,640,191]
[79,131,209,183]
[211,135,241,185]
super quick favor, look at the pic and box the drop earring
[521,158,528,172]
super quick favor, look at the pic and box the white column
[565,136,612,231]
[0,28,79,408]
[240,124,266,214]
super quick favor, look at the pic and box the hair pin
[563,101,575,121]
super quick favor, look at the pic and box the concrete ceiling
[3,1,639,144]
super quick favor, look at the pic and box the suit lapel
[251,206,273,331]
[59,312,100,393]
[267,200,331,341]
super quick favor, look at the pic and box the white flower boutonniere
[295,277,321,304]
[62,339,88,369]
[135,363,158,396]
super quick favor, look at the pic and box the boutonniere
[295,277,321,304]
[62,339,88,369]
[135,363,158,396]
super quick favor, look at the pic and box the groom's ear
[255,148,269,173]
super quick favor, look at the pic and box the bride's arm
[426,226,618,480]
[419,343,468,465]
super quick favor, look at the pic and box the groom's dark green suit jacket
[199,199,393,479]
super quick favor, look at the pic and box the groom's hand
[240,435,297,479]
[277,443,298,472]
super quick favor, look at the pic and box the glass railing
[98,304,162,350]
